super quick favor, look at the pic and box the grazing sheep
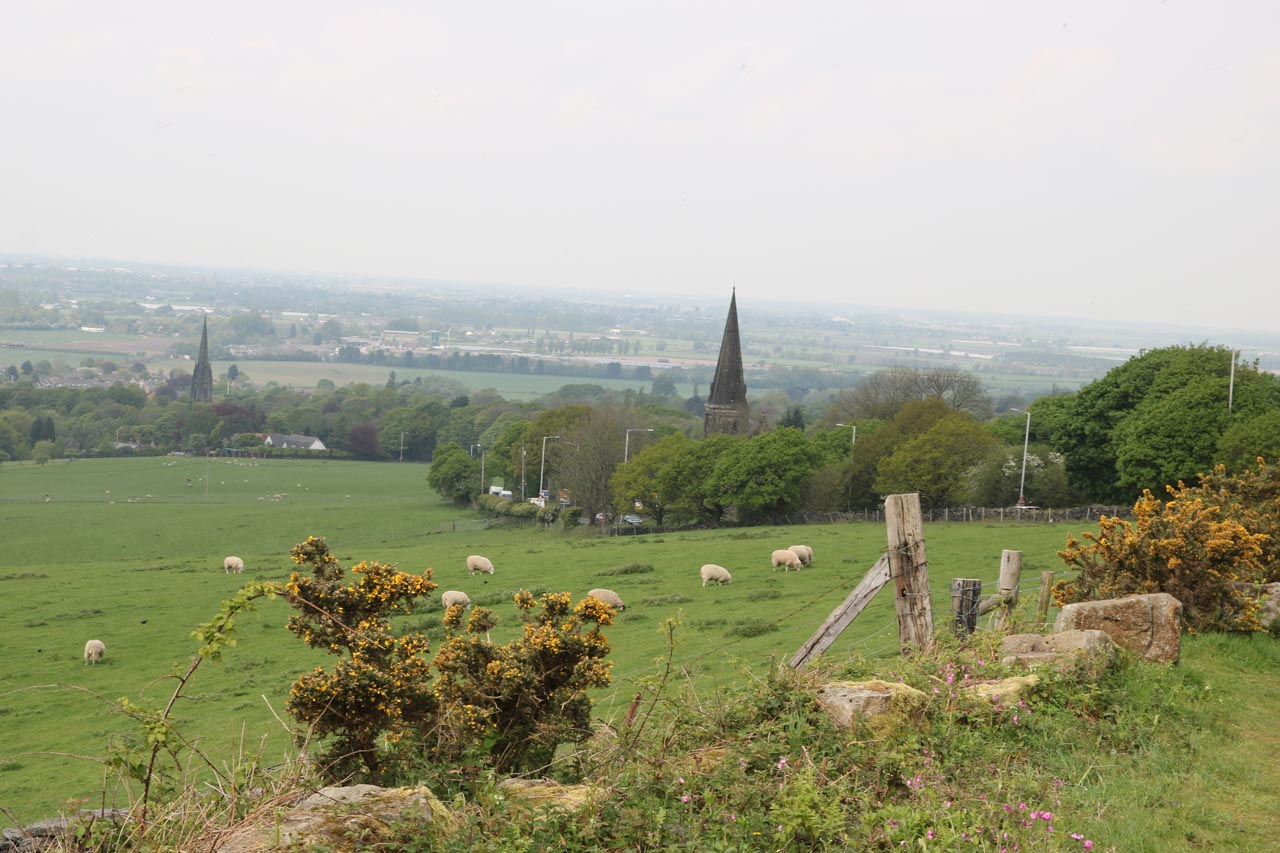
[441,590,471,609]
[84,639,105,665]
[787,545,813,566]
[586,588,626,611]
[700,564,733,587]
[466,555,495,576]
[771,549,803,571]
[224,556,245,574]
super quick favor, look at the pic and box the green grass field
[0,457,1078,825]
[151,357,658,398]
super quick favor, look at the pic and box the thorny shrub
[1054,487,1267,632]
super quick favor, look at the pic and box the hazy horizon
[4,2,1277,330]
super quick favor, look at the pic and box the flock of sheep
[442,545,813,616]
[81,544,815,666]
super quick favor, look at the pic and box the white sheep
[441,590,472,609]
[700,564,733,587]
[787,545,813,566]
[586,588,626,611]
[224,556,245,574]
[771,549,803,571]
[466,555,495,576]
[84,639,105,665]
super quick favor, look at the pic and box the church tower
[191,315,214,403]
[703,290,749,436]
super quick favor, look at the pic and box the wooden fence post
[1037,571,1055,628]
[951,578,981,636]
[885,493,933,653]
[996,550,1022,631]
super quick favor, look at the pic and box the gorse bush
[282,536,614,783]
[284,536,439,782]
[1054,483,1268,632]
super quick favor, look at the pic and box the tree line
[4,347,1277,527]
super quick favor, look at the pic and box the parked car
[622,514,643,525]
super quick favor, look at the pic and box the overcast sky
[3,2,1277,330]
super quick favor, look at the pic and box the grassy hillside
[0,457,1075,825]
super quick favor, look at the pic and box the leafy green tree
[1219,411,1280,473]
[874,412,997,510]
[610,433,688,526]
[707,428,823,524]
[428,442,481,504]
[659,433,742,526]
[779,406,805,430]
[1050,345,1280,501]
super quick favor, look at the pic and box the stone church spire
[191,314,214,403]
[703,289,749,435]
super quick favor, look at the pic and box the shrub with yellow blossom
[432,589,614,772]
[283,536,439,782]
[1055,487,1268,632]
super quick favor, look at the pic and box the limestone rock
[217,784,451,853]
[1054,593,1182,663]
[497,778,601,810]
[959,675,1039,705]
[1001,629,1117,675]
[814,679,927,736]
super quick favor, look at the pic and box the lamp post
[539,435,561,498]
[521,445,527,501]
[1010,408,1032,507]
[835,422,857,449]
[624,428,654,462]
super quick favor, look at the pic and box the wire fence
[780,505,1131,526]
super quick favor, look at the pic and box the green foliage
[707,427,823,524]
[1049,345,1280,502]
[1055,487,1267,632]
[597,562,654,576]
[428,443,481,505]
[874,411,997,509]
[284,537,440,781]
[432,590,614,773]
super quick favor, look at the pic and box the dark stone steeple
[703,290,749,435]
[191,315,213,403]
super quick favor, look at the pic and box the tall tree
[428,443,481,505]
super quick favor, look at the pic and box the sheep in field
[466,555,495,576]
[701,564,733,587]
[224,556,245,574]
[84,639,105,665]
[586,588,626,611]
[441,590,472,609]
[786,545,813,566]
[771,549,803,571]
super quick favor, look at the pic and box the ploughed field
[0,456,1075,824]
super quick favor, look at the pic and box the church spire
[191,314,213,403]
[703,289,749,435]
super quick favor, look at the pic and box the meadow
[149,357,658,399]
[0,456,1076,825]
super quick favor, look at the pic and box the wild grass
[0,456,1126,829]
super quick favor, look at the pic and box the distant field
[0,457,1081,824]
[151,357,657,398]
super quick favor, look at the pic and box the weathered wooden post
[951,578,981,636]
[996,550,1022,631]
[885,493,933,653]
[1037,571,1055,628]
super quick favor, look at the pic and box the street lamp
[1010,408,1032,507]
[624,428,654,462]
[835,422,857,449]
[539,435,561,498]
